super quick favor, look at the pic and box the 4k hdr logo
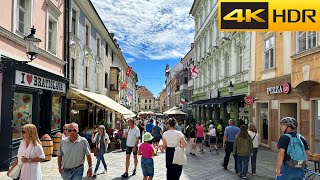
[219,0,320,31]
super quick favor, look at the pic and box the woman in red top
[195,122,204,152]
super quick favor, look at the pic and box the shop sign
[244,96,254,105]
[266,83,291,95]
[15,70,66,93]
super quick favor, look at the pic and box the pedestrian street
[1,145,278,180]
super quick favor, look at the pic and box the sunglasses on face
[21,130,26,134]
[68,129,77,132]
[63,129,67,131]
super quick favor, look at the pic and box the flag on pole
[180,95,186,105]
[190,65,199,79]
[125,67,133,77]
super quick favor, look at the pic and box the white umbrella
[163,109,187,115]
[163,106,178,114]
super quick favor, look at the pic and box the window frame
[46,8,58,55]
[85,66,89,89]
[15,0,34,37]
[263,36,275,70]
[296,31,318,53]
[96,35,101,58]
[85,19,91,49]
[224,53,230,77]
[237,45,243,73]
[105,73,108,88]
[70,58,75,84]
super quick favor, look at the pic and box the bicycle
[304,168,320,180]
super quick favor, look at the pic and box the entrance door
[258,103,269,145]
[314,100,320,153]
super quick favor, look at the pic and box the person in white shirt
[121,119,140,178]
[207,123,218,153]
[248,123,259,175]
[160,118,187,180]
[61,124,69,139]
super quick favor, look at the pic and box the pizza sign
[267,83,291,95]
[244,96,254,105]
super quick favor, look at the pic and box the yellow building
[159,89,166,113]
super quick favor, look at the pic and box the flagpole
[190,66,214,85]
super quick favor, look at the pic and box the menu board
[13,92,33,139]
[51,96,62,130]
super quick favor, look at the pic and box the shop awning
[190,95,245,106]
[70,88,135,117]
[163,106,178,114]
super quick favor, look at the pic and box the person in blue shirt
[222,119,240,172]
[145,119,154,133]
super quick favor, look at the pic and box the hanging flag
[180,95,186,105]
[125,67,133,77]
[190,65,199,79]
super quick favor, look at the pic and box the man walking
[58,123,92,180]
[222,119,240,172]
[121,119,140,178]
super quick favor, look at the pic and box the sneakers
[238,173,242,177]
[93,172,97,177]
[121,172,128,178]
[103,169,107,174]
[242,176,247,179]
[209,150,212,152]
[221,162,227,170]
[132,169,136,175]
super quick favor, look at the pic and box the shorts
[210,137,217,144]
[196,137,204,143]
[152,137,161,143]
[141,157,154,176]
[126,146,137,155]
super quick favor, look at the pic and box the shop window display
[51,96,62,130]
[13,92,33,139]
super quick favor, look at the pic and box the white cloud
[126,58,135,64]
[92,0,194,61]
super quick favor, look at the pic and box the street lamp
[228,81,234,95]
[24,26,41,61]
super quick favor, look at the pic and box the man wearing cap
[58,123,92,180]
[121,119,140,178]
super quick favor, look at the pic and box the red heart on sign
[26,74,33,85]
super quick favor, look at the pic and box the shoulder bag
[172,132,187,166]
[8,164,21,179]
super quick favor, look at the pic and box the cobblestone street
[0,145,279,180]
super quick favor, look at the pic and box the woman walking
[7,124,45,180]
[248,123,259,175]
[233,125,253,179]
[151,121,162,155]
[188,123,196,155]
[92,125,110,177]
[161,118,187,180]
[195,122,204,152]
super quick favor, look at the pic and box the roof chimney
[191,43,194,49]
[110,33,114,38]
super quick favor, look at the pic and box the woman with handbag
[7,124,45,180]
[92,125,110,177]
[161,118,187,180]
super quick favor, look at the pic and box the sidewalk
[0,145,280,180]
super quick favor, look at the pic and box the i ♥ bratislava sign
[15,70,66,93]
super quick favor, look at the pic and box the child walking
[138,132,156,180]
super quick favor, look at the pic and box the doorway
[313,100,320,153]
[258,103,269,145]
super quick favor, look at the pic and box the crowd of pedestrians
[6,116,311,180]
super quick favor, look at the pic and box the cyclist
[276,117,310,179]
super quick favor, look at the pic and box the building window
[97,38,100,57]
[85,66,89,88]
[106,43,108,57]
[149,106,151,109]
[264,36,275,70]
[297,31,317,52]
[145,106,147,110]
[224,53,229,77]
[105,73,108,88]
[215,60,219,81]
[71,9,77,35]
[47,19,57,54]
[111,51,114,63]
[145,99,147,103]
[70,58,75,84]
[237,45,243,73]
[96,72,100,92]
[85,23,91,47]
[17,0,27,34]
[149,99,152,103]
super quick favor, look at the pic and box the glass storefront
[51,96,62,130]
[12,92,33,140]
[314,100,320,153]
[258,103,269,145]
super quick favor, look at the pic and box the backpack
[284,133,307,168]
[217,124,223,134]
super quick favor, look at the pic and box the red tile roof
[138,86,153,97]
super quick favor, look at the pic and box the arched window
[70,43,81,85]
[84,51,93,89]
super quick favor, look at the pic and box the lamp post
[24,26,41,61]
[228,81,234,95]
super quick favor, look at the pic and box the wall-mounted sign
[15,70,66,93]
[267,83,291,95]
[207,89,219,99]
[244,96,254,105]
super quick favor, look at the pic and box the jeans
[223,142,237,171]
[94,151,107,173]
[275,164,304,180]
[251,148,258,174]
[141,157,154,176]
[61,166,84,180]
[166,147,183,180]
[237,156,250,176]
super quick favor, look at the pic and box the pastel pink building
[0,0,67,170]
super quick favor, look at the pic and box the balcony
[179,84,187,91]
[188,79,193,88]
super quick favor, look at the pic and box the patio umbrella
[163,106,178,114]
[163,109,187,115]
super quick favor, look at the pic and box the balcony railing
[188,79,193,88]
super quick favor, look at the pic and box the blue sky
[92,0,194,96]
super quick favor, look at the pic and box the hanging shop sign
[15,70,66,93]
[266,82,291,95]
[244,96,254,105]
